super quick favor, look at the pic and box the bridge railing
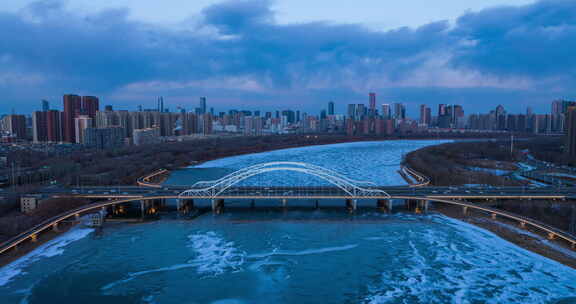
[401,166,431,187]
[137,169,168,188]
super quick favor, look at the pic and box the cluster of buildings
[1,94,576,151]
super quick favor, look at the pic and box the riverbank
[434,204,576,269]
[0,222,76,268]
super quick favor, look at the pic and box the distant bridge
[1,162,576,256]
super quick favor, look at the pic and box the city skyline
[2,92,570,147]
[1,0,575,114]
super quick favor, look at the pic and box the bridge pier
[418,200,429,213]
[462,206,469,216]
[212,199,224,214]
[346,199,357,212]
[315,200,319,209]
[52,223,59,232]
[282,199,288,208]
[377,199,392,213]
[178,199,194,213]
[139,200,157,219]
[404,199,420,213]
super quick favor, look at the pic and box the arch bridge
[178,161,391,199]
[1,162,576,256]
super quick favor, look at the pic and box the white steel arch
[179,162,390,199]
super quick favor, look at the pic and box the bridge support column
[519,221,526,229]
[30,234,37,243]
[548,232,556,240]
[377,199,392,213]
[52,223,59,232]
[418,200,429,213]
[212,199,224,214]
[570,204,576,235]
[315,200,319,209]
[462,206,469,216]
[251,199,256,209]
[75,213,80,220]
[178,199,194,213]
[282,199,288,208]
[346,199,357,212]
[491,213,497,220]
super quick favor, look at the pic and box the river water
[1,140,576,303]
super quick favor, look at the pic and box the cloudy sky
[0,0,574,115]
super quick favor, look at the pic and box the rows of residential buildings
[1,94,575,151]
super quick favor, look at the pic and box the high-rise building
[356,104,366,120]
[393,103,406,120]
[1,115,27,140]
[381,104,391,120]
[328,101,335,116]
[566,106,576,158]
[105,105,113,112]
[133,127,160,146]
[82,96,99,120]
[202,113,213,135]
[41,110,62,142]
[74,115,93,144]
[419,105,426,124]
[158,97,165,112]
[369,93,376,116]
[347,104,356,119]
[63,94,82,142]
[438,104,447,117]
[281,110,295,124]
[199,97,207,115]
[453,105,465,128]
[84,127,125,150]
[32,111,48,142]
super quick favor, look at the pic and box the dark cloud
[450,0,576,77]
[0,0,575,114]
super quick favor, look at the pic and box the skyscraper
[328,101,335,116]
[46,110,62,142]
[419,105,430,125]
[32,111,47,142]
[356,104,366,120]
[82,96,99,121]
[63,94,82,143]
[347,104,356,119]
[393,103,406,120]
[566,106,576,158]
[199,97,207,115]
[74,115,93,144]
[369,93,376,116]
[1,115,27,140]
[381,104,391,120]
[438,104,447,117]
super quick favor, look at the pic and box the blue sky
[0,0,574,115]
